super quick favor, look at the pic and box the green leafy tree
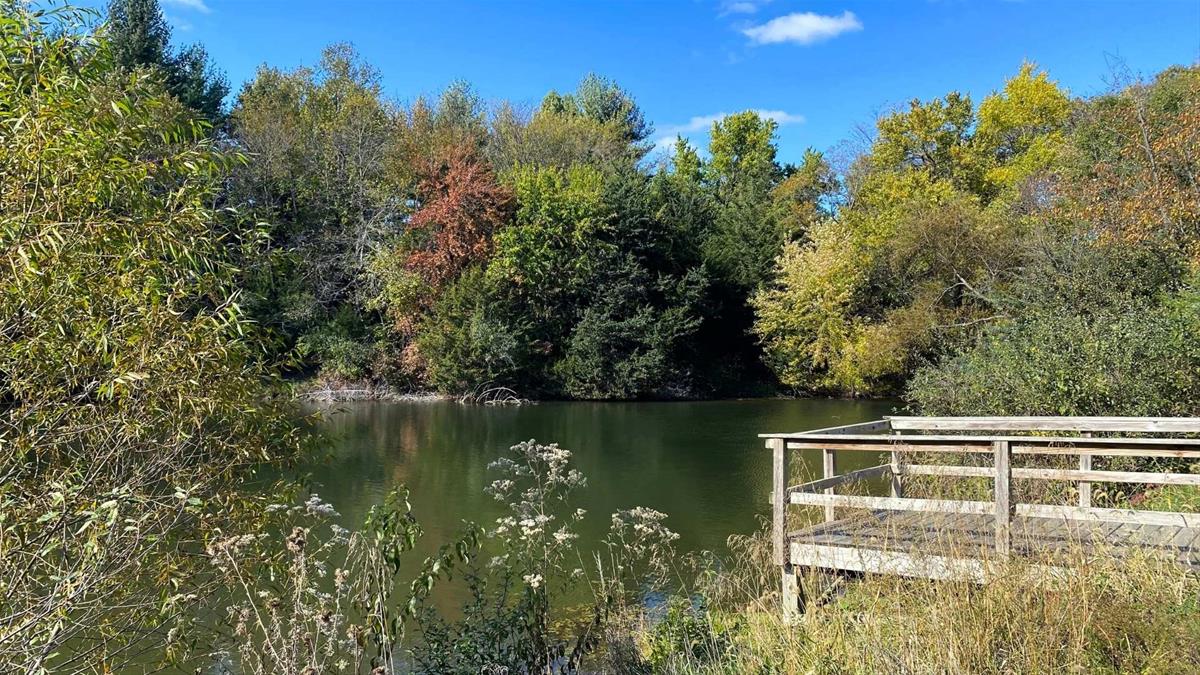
[230,44,398,382]
[699,111,792,291]
[754,65,1070,395]
[0,6,300,668]
[909,67,1200,416]
[540,73,652,146]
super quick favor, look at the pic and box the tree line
[87,0,1200,409]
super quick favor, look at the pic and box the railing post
[769,438,803,620]
[890,450,903,498]
[770,438,788,567]
[823,448,837,522]
[994,440,1012,558]
[889,424,903,498]
[1079,431,1092,508]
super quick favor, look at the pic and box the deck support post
[781,563,805,623]
[823,448,836,522]
[770,438,805,620]
[994,440,1012,558]
[770,439,788,567]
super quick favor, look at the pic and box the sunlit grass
[612,522,1200,674]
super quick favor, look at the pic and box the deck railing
[761,416,1200,616]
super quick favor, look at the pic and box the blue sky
[89,0,1200,165]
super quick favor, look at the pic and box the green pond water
[299,398,899,583]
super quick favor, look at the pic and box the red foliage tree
[404,145,513,289]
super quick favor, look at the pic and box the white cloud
[720,0,770,15]
[659,109,805,137]
[724,2,758,13]
[742,10,862,45]
[163,0,211,14]
[653,136,680,156]
[653,109,805,155]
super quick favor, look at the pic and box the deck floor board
[789,511,1200,573]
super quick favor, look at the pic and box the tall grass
[623,525,1200,674]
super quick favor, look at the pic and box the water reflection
[299,398,899,566]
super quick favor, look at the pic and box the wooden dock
[762,417,1200,619]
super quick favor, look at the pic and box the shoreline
[295,382,450,403]
[293,378,898,405]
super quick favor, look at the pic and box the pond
[299,398,899,581]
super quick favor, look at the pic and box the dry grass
[626,528,1200,674]
[615,468,1200,675]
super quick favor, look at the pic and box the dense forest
[30,0,1200,407]
[3,0,1200,671]
[238,21,1200,406]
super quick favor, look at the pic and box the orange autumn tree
[405,145,514,289]
[370,145,513,377]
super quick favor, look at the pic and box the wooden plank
[781,566,804,622]
[1079,430,1094,509]
[903,464,1200,486]
[790,542,987,582]
[765,433,1200,447]
[884,416,1200,434]
[1016,504,1200,528]
[1079,453,1093,508]
[1171,527,1200,551]
[780,440,1200,460]
[769,438,788,567]
[995,440,1012,558]
[1013,467,1200,486]
[789,492,994,515]
[823,448,836,523]
[901,464,994,478]
[791,464,891,493]
[890,450,903,498]
[1014,445,1200,459]
[794,419,891,436]
[786,441,992,453]
[1137,524,1185,549]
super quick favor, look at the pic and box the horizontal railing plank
[885,416,1200,434]
[793,419,891,436]
[764,433,1200,446]
[785,442,993,453]
[790,542,988,582]
[1017,504,1200,528]
[790,464,891,493]
[1014,467,1200,486]
[900,464,994,478]
[1012,445,1200,459]
[788,492,994,515]
[787,490,1200,527]
[900,464,1200,485]
[774,439,1200,459]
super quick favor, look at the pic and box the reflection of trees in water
[304,399,898,559]
[289,399,896,612]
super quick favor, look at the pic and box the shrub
[416,267,533,394]
[908,243,1200,417]
[0,6,304,669]
[409,440,680,673]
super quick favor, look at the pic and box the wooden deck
[790,510,1200,580]
[761,416,1200,620]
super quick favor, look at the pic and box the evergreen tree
[106,0,229,121]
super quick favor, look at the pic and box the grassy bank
[614,528,1200,674]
